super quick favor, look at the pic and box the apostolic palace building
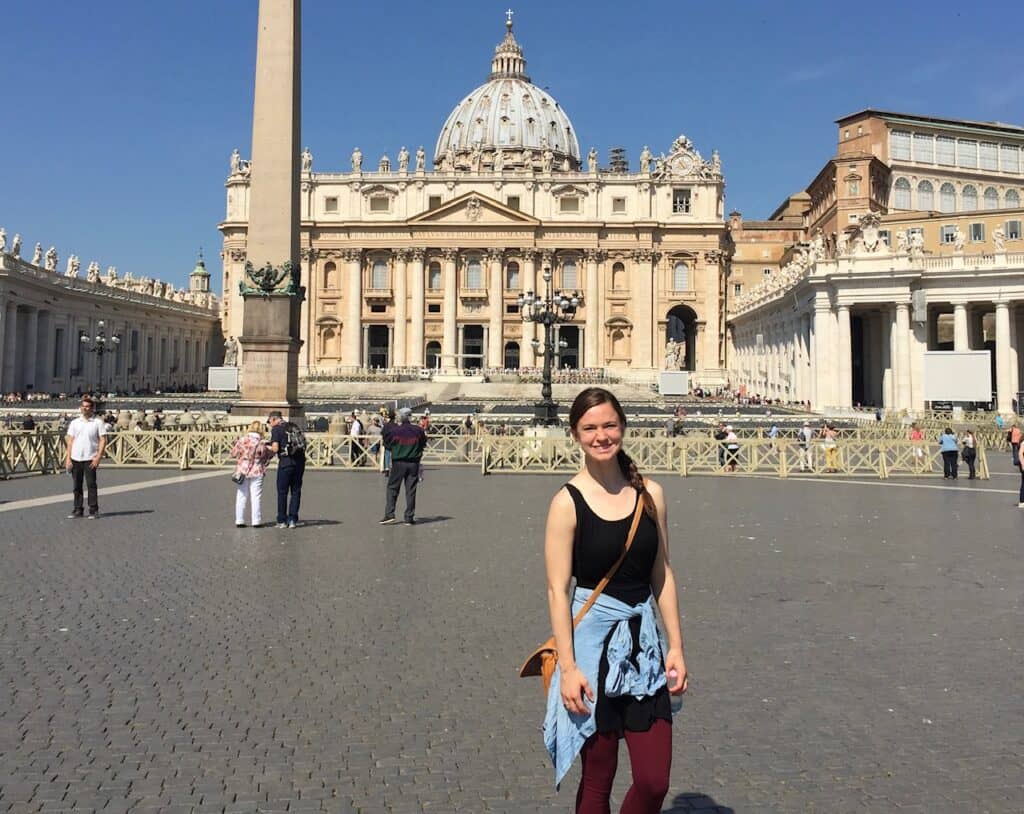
[219,18,730,386]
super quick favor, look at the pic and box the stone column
[631,249,654,369]
[393,250,408,367]
[584,249,599,368]
[442,249,458,370]
[880,312,893,409]
[409,249,425,366]
[895,303,912,410]
[482,325,490,367]
[343,249,362,366]
[21,308,38,391]
[836,304,852,408]
[953,303,969,351]
[0,300,11,392]
[36,310,54,390]
[812,304,831,410]
[995,301,1013,414]
[3,304,19,392]
[522,250,538,363]
[361,324,370,368]
[457,324,465,369]
[487,249,503,369]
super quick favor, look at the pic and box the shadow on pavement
[405,515,452,525]
[664,792,735,813]
[96,510,155,518]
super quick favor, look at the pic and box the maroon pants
[575,718,672,814]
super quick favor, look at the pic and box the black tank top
[565,483,659,606]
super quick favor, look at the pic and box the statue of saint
[230,148,241,175]
[711,149,721,174]
[640,146,652,174]
[44,247,58,271]
[541,148,554,174]
[301,146,312,173]
[953,226,965,252]
[561,157,570,172]
[223,337,239,366]
[443,146,455,172]
[993,227,1006,252]
[10,234,21,258]
[521,148,534,170]
[351,147,363,172]
[398,146,409,173]
[415,145,426,172]
[0,227,6,253]
[32,243,43,265]
[896,231,908,254]
[105,265,118,284]
[588,147,598,173]
[835,232,849,256]
[470,142,483,173]
[492,148,504,172]
[87,261,101,283]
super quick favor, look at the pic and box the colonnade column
[894,303,912,410]
[995,301,1012,414]
[393,250,408,367]
[812,303,831,410]
[342,249,362,367]
[36,310,53,390]
[836,304,852,408]
[441,249,457,370]
[0,294,9,392]
[487,249,503,369]
[2,303,18,391]
[631,249,653,368]
[584,249,599,368]
[409,249,425,367]
[522,250,537,364]
[953,303,969,351]
[20,307,38,391]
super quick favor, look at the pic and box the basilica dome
[433,18,581,172]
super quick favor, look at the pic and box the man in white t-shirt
[349,410,364,465]
[65,395,108,518]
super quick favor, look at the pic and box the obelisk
[235,0,305,424]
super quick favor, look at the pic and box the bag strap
[570,482,649,630]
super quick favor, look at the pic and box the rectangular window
[890,130,911,160]
[428,267,442,289]
[506,195,520,210]
[879,229,891,246]
[466,259,483,289]
[53,327,65,377]
[936,136,955,166]
[957,139,978,168]
[369,196,389,212]
[969,223,985,242]
[763,267,772,278]
[980,142,999,170]
[559,196,580,213]
[369,304,386,313]
[506,304,520,314]
[324,196,338,213]
[1000,145,1020,173]
[371,260,388,289]
[941,225,957,243]
[612,197,626,213]
[848,213,859,223]
[1006,220,1022,240]
[672,188,691,214]
[505,266,520,290]
[562,261,578,289]
[428,195,442,210]
[427,303,441,314]
[913,133,934,163]
[733,283,742,296]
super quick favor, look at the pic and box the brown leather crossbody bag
[519,491,646,692]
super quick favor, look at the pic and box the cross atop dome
[491,10,528,81]
[505,8,514,29]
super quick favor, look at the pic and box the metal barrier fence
[0,430,990,481]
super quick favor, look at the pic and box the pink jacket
[230,432,272,478]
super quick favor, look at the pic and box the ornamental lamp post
[517,265,579,426]
[80,320,121,395]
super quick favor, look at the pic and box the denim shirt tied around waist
[542,587,667,787]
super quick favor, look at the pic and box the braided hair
[569,387,656,518]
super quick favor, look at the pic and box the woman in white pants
[230,420,272,528]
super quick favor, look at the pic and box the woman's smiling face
[572,401,624,462]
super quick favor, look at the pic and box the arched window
[371,259,388,289]
[672,261,689,291]
[505,261,520,290]
[428,261,442,290]
[939,183,956,213]
[612,262,625,290]
[466,257,482,288]
[1007,189,1021,208]
[561,258,578,289]
[984,187,1000,209]
[322,261,337,290]
[425,341,441,369]
[962,185,978,212]
[893,178,911,210]
[918,180,934,211]
[503,341,520,369]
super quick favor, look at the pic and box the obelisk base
[234,295,305,425]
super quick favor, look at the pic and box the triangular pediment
[408,192,540,225]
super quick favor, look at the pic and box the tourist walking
[349,411,364,465]
[65,395,108,519]
[269,411,306,528]
[539,387,687,809]
[797,421,814,471]
[938,427,959,479]
[230,420,272,527]
[713,421,727,468]
[724,425,740,471]
[380,407,428,525]
[909,423,926,471]
[961,429,977,480]
[822,424,839,473]
[1018,442,1024,508]
[1008,422,1021,468]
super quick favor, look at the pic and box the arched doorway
[504,341,520,369]
[425,341,441,369]
[666,305,697,370]
[559,326,580,369]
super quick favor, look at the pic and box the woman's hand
[665,648,689,694]
[560,665,594,716]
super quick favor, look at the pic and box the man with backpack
[268,411,306,528]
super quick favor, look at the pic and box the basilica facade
[219,19,729,384]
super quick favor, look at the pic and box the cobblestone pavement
[1,464,1022,813]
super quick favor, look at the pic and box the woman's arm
[647,480,689,694]
[544,487,592,715]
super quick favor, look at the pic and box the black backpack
[283,421,306,457]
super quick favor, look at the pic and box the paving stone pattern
[1,466,1022,812]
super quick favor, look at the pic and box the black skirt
[594,615,672,734]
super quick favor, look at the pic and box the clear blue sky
[1,0,1021,290]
